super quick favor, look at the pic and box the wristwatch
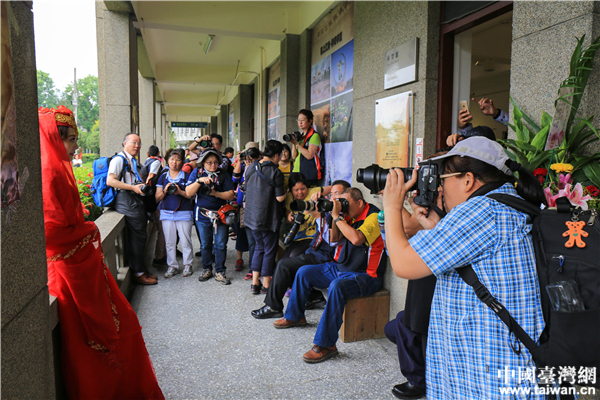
[334,216,344,224]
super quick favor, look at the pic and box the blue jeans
[195,217,228,273]
[250,229,279,276]
[284,262,381,347]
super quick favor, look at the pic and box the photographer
[288,109,322,187]
[186,149,235,285]
[188,133,231,172]
[274,188,387,364]
[282,173,321,259]
[382,137,545,399]
[251,180,350,319]
[107,133,157,285]
[155,149,194,278]
[243,140,287,294]
[232,144,261,276]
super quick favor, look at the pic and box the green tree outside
[62,75,99,133]
[37,70,60,109]
[170,131,177,148]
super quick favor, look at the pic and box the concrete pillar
[510,1,600,154]
[299,29,312,110]
[219,105,228,140]
[96,2,138,156]
[210,116,218,135]
[162,115,168,151]
[238,84,253,149]
[138,72,154,161]
[353,1,441,317]
[154,102,162,153]
[279,34,301,136]
[1,2,55,398]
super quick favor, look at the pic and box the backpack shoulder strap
[487,193,541,220]
[456,265,542,361]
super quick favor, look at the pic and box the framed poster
[376,91,413,168]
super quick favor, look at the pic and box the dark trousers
[115,191,148,275]
[250,230,279,276]
[384,311,427,390]
[281,239,312,259]
[264,252,325,312]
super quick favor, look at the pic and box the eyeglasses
[126,141,142,147]
[204,161,219,166]
[439,172,463,187]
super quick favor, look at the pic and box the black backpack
[457,195,599,388]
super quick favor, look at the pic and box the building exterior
[2,1,600,397]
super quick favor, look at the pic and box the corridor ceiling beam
[133,21,283,41]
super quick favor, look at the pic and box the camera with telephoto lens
[283,131,303,142]
[356,161,441,207]
[166,183,178,195]
[283,213,306,246]
[290,198,349,214]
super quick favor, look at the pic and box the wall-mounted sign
[171,122,208,128]
[384,38,419,90]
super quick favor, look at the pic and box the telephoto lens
[290,199,318,212]
[166,184,178,195]
[283,213,306,246]
[356,164,415,194]
[316,198,350,214]
[283,131,302,142]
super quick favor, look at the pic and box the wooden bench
[340,288,390,343]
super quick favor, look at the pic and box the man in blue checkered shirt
[381,137,546,399]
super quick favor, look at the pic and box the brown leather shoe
[273,317,307,329]
[143,272,158,280]
[302,344,338,363]
[133,274,158,285]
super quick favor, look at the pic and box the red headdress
[39,105,79,136]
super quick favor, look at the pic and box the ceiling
[129,1,336,123]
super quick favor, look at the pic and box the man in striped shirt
[274,187,387,363]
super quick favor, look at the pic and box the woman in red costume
[39,106,164,400]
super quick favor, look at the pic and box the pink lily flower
[544,187,560,207]
[557,173,572,190]
[558,183,592,210]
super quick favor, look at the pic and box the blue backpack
[91,154,128,208]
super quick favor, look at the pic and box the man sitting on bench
[274,188,387,363]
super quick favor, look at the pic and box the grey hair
[122,132,139,145]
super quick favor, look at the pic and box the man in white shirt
[107,133,158,285]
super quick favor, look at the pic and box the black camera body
[356,162,441,207]
[166,184,178,195]
[283,131,303,142]
[283,213,306,246]
[239,151,246,161]
[134,179,154,196]
[200,183,214,196]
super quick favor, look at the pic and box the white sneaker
[164,266,179,278]
[183,265,193,277]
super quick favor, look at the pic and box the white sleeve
[495,109,509,126]
[149,160,161,174]
[108,155,124,178]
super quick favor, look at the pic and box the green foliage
[81,153,99,164]
[62,75,99,133]
[73,167,102,221]
[500,35,600,186]
[37,70,60,109]
[170,131,177,148]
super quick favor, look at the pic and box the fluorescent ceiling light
[204,34,215,54]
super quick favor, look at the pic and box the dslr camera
[283,131,303,142]
[356,161,442,207]
[290,198,350,214]
[200,182,214,196]
[166,183,178,195]
[239,151,246,161]
[134,179,154,196]
[283,213,306,246]
[195,137,213,148]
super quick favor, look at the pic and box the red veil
[39,108,164,399]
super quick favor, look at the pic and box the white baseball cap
[429,136,515,175]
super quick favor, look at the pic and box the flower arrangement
[73,167,102,221]
[534,163,599,211]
